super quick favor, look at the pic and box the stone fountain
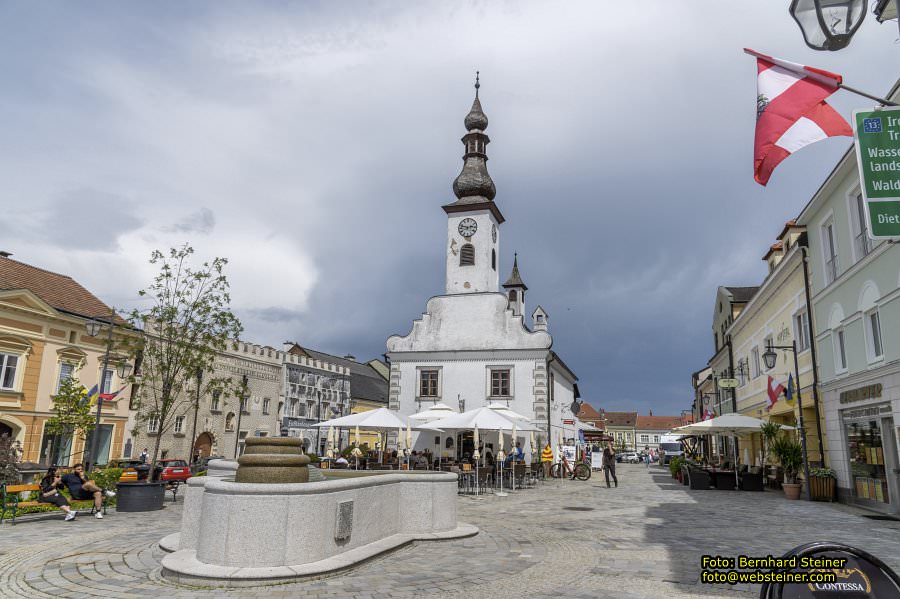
[160,438,476,587]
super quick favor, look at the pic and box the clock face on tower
[458,218,478,238]
[491,224,497,243]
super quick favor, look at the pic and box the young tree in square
[45,378,97,463]
[124,245,243,477]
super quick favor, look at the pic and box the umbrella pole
[733,434,739,490]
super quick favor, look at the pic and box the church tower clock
[443,74,505,295]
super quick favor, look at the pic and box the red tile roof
[636,415,686,431]
[0,255,120,322]
[602,411,637,427]
[577,402,602,420]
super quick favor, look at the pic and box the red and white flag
[745,48,852,186]
[767,375,785,411]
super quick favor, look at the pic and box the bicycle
[549,456,591,481]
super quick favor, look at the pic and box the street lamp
[234,374,248,459]
[84,308,126,471]
[189,368,203,466]
[789,0,866,51]
[763,340,812,500]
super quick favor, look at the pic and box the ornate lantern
[789,0,867,51]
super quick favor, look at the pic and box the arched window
[508,289,517,302]
[225,413,235,432]
[491,249,496,270]
[460,244,475,266]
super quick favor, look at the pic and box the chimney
[0,251,12,258]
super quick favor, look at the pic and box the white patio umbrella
[486,402,532,422]
[409,403,458,421]
[473,425,480,461]
[354,425,360,446]
[418,407,539,433]
[312,407,417,430]
[672,414,796,489]
[410,403,458,470]
[530,431,536,457]
[326,426,335,459]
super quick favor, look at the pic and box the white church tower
[386,76,581,459]
[444,73,504,295]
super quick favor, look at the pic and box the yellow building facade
[0,255,134,468]
[728,223,827,468]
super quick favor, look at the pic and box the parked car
[625,453,641,464]
[155,459,193,482]
[615,452,625,463]
[107,458,151,481]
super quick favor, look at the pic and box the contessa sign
[852,106,900,239]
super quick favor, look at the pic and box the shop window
[844,411,890,504]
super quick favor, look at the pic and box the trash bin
[116,481,166,512]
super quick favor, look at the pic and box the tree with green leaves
[45,377,97,442]
[123,245,242,478]
[616,437,627,453]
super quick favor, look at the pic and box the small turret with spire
[502,253,528,316]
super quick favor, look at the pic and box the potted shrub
[809,467,836,502]
[771,436,803,500]
[759,421,782,486]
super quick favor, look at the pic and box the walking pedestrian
[645,445,651,469]
[603,441,618,488]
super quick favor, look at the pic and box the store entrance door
[882,418,900,514]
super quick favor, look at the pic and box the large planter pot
[782,482,802,500]
[116,481,166,512]
[810,476,836,502]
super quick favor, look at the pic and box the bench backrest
[4,484,40,494]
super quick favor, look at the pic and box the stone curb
[159,522,479,588]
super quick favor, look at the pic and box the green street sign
[853,106,900,239]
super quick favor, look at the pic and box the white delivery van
[658,434,684,465]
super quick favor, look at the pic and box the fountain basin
[160,469,476,587]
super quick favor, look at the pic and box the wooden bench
[1,483,108,525]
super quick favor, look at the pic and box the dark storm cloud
[1,2,896,417]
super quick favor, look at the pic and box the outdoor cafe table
[704,468,737,490]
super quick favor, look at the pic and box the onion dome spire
[452,72,496,202]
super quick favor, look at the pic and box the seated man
[513,441,525,462]
[61,463,114,519]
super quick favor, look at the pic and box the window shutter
[460,244,475,266]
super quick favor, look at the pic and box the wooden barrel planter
[810,475,836,502]
[116,481,166,512]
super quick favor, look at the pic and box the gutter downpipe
[546,354,554,446]
[799,237,826,465]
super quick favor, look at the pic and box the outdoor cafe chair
[476,467,493,494]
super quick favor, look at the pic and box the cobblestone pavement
[2,464,900,598]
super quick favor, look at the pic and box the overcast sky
[1,2,896,416]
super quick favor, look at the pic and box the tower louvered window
[460,244,475,266]
[491,249,496,270]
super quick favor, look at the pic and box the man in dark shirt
[602,441,618,488]
[61,463,114,519]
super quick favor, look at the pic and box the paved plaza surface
[2,464,899,598]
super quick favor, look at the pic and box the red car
[155,459,193,482]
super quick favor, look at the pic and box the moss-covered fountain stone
[235,437,309,483]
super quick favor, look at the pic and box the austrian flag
[745,48,852,186]
[767,375,785,411]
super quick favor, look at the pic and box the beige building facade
[728,222,826,468]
